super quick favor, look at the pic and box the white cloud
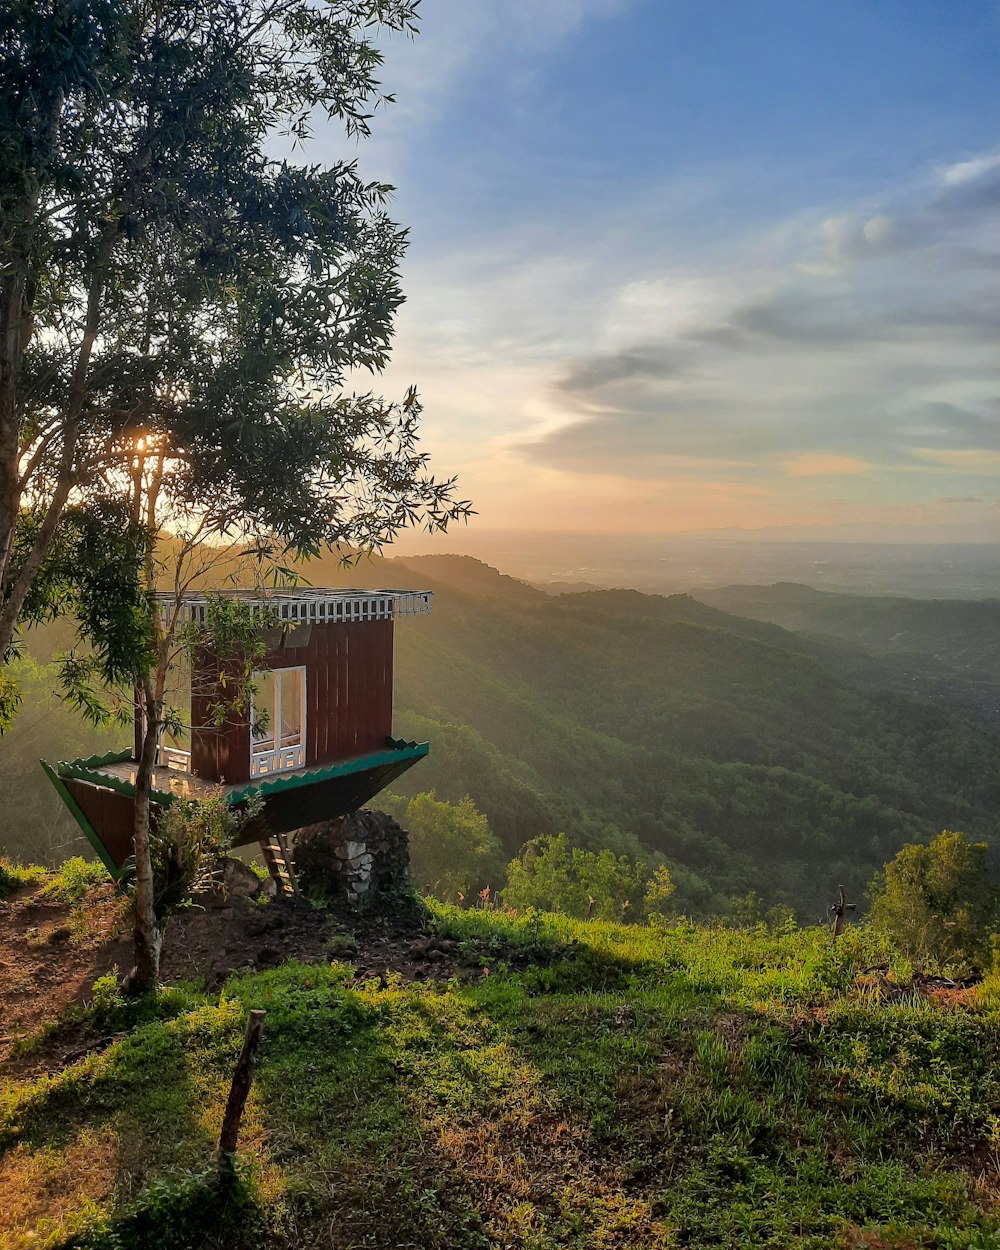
[941,152,1000,186]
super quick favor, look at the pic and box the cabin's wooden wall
[191,649,252,784]
[63,779,147,870]
[189,618,395,783]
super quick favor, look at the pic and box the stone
[193,856,263,908]
[292,808,412,908]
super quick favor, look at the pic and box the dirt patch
[853,968,981,1008]
[0,1128,119,1250]
[0,882,132,1073]
[0,881,499,1081]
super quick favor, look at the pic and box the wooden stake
[218,1009,266,1181]
[830,885,856,943]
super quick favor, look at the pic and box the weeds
[41,858,109,907]
[0,857,47,898]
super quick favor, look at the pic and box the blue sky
[321,1,1000,539]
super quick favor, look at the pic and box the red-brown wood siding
[190,646,251,785]
[187,619,395,783]
[63,780,161,870]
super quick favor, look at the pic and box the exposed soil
[0,878,489,1081]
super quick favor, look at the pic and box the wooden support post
[218,1009,266,1181]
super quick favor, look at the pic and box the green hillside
[369,562,1000,917]
[4,554,998,917]
[3,885,999,1250]
[694,583,1000,729]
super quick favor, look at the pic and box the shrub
[644,863,677,918]
[126,790,258,921]
[42,856,108,905]
[503,832,647,921]
[403,791,505,903]
[868,830,1000,972]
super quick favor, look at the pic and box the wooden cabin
[42,589,431,882]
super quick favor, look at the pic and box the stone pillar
[294,810,411,906]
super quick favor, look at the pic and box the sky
[320,0,1000,542]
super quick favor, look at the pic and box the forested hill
[695,582,1000,728]
[377,557,998,918]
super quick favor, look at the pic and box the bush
[868,830,1000,972]
[644,863,677,918]
[503,832,647,921]
[403,791,505,903]
[42,855,108,905]
[0,857,46,898]
[129,790,256,921]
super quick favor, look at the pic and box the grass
[40,859,114,908]
[0,857,47,899]
[2,906,999,1249]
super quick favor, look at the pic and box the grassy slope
[3,903,1000,1249]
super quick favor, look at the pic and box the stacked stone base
[293,809,410,907]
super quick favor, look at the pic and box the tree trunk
[125,676,162,994]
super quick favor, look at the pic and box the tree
[3,0,471,990]
[643,863,676,918]
[401,791,504,903]
[503,833,648,922]
[868,830,999,972]
[0,0,468,723]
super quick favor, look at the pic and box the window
[250,667,306,776]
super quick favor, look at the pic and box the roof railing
[152,588,432,626]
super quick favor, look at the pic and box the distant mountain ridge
[694,582,1000,728]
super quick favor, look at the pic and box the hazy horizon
[385,528,1000,600]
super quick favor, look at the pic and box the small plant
[120,790,261,922]
[42,856,109,906]
[89,969,128,1027]
[0,856,46,898]
[326,933,360,961]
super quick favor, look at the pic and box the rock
[193,857,263,908]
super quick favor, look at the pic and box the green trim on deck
[54,758,178,807]
[45,738,428,810]
[40,760,122,880]
[73,747,134,770]
[227,740,429,805]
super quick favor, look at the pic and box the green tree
[503,833,647,922]
[2,0,471,990]
[868,830,1000,972]
[402,791,504,904]
[644,862,677,918]
[0,0,468,720]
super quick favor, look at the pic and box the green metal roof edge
[40,759,122,880]
[49,757,178,807]
[74,747,134,769]
[227,740,429,804]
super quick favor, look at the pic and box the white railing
[250,743,305,777]
[154,589,432,627]
[158,746,192,772]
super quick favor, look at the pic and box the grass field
[2,895,999,1249]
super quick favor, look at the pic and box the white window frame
[250,666,307,777]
